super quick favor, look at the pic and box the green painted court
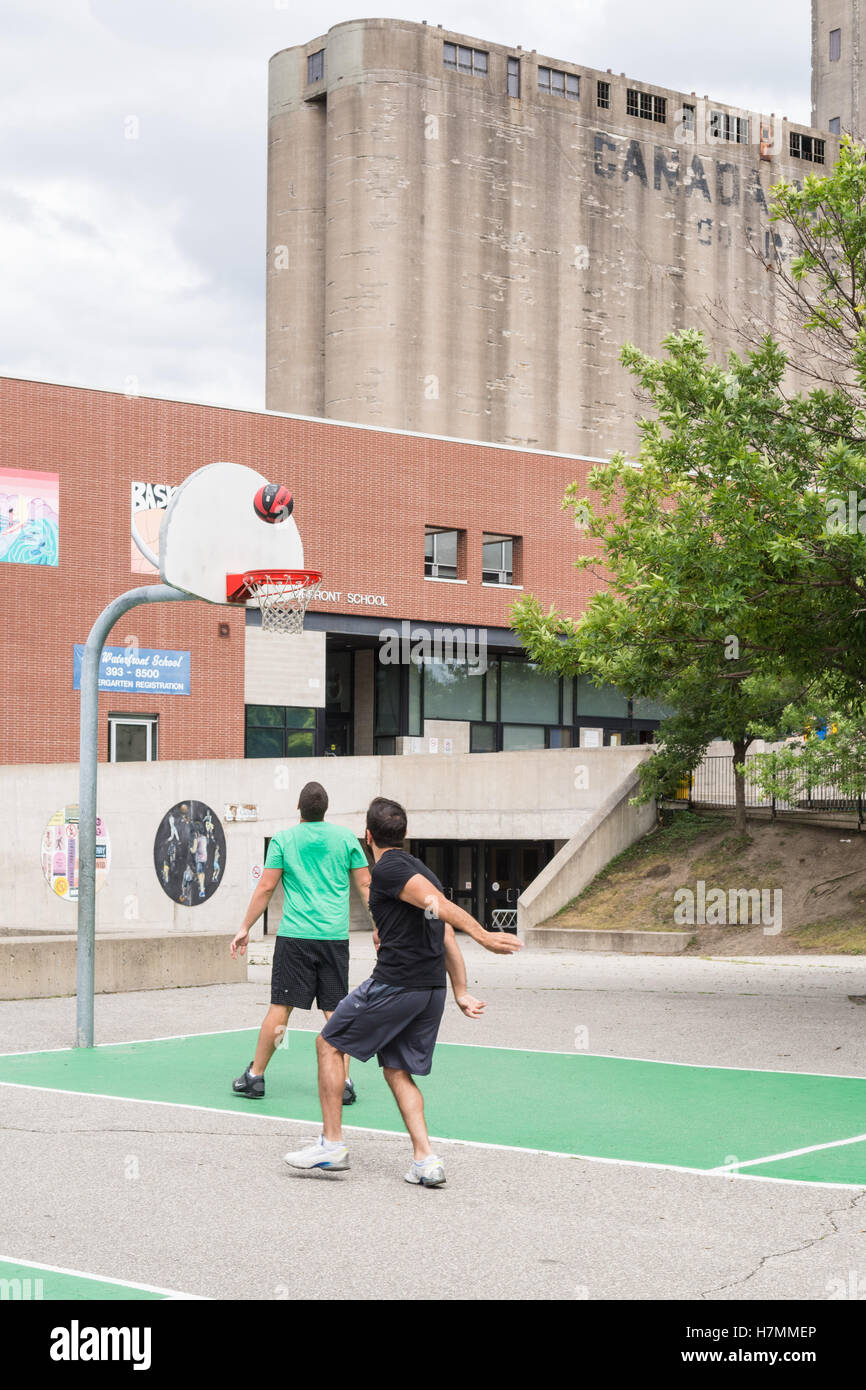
[1,1029,865,1188]
[0,1257,194,1301]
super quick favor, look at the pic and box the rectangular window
[445,43,487,77]
[790,132,826,163]
[374,664,401,737]
[830,28,841,63]
[307,49,324,84]
[710,111,750,144]
[507,57,520,98]
[682,103,696,134]
[471,723,497,753]
[422,660,484,722]
[109,715,157,762]
[538,66,579,99]
[482,533,515,585]
[502,725,546,751]
[830,116,841,135]
[597,80,611,109]
[424,526,460,579]
[245,706,315,758]
[627,89,666,123]
[500,660,560,725]
[576,676,629,718]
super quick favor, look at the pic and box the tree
[512,329,866,834]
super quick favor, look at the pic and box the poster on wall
[0,468,59,566]
[41,805,110,901]
[131,481,178,573]
[153,800,226,906]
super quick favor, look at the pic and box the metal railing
[490,908,519,932]
[681,755,864,824]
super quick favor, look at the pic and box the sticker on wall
[153,800,226,906]
[0,468,59,566]
[41,805,110,900]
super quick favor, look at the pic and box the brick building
[0,375,664,774]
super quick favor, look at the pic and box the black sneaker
[342,1077,357,1105]
[233,1063,264,1099]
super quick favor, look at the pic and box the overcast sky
[0,0,814,410]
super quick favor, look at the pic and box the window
[507,57,520,98]
[482,534,515,585]
[682,103,696,135]
[710,111,749,144]
[423,660,484,722]
[597,80,611,109]
[790,132,826,164]
[627,89,666,123]
[307,49,324,84]
[471,724,497,753]
[830,116,841,135]
[444,43,488,77]
[424,526,459,579]
[500,660,560,724]
[109,715,157,762]
[830,28,841,63]
[538,66,579,100]
[245,705,315,758]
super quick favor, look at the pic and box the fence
[681,755,865,825]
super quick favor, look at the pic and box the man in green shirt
[229,781,371,1103]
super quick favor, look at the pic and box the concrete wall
[267,17,839,459]
[812,1,861,133]
[1,746,649,935]
[517,765,657,932]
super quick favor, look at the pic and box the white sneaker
[404,1154,446,1187]
[284,1136,349,1171]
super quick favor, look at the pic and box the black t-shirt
[369,849,447,989]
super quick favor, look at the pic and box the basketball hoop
[226,569,323,635]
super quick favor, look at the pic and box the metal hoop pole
[77,584,194,1047]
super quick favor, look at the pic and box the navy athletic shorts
[270,937,349,1012]
[320,977,447,1075]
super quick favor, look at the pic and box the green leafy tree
[512,330,866,833]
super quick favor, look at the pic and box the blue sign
[73,646,190,696]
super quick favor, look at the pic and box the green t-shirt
[265,821,368,940]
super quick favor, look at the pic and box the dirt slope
[546,813,866,955]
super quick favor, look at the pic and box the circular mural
[153,800,226,906]
[41,804,110,901]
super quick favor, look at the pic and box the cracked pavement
[1,944,864,1300]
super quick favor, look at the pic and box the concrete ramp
[518,766,657,946]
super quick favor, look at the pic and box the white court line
[0,1078,864,1192]
[711,1132,866,1173]
[0,1252,205,1299]
[1,1027,865,1083]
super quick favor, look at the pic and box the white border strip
[0,1253,205,1299]
[3,1028,866,1084]
[0,1079,863,1192]
[711,1132,866,1172]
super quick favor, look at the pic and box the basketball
[253,482,293,524]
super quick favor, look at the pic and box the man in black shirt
[284,796,523,1186]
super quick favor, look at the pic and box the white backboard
[158,461,305,605]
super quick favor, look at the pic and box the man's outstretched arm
[397,875,523,955]
[230,868,281,957]
[443,924,487,1018]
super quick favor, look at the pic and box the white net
[243,571,322,635]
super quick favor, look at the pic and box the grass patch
[789,920,866,955]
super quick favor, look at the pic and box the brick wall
[0,376,602,764]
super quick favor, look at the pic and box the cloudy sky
[0,0,814,410]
